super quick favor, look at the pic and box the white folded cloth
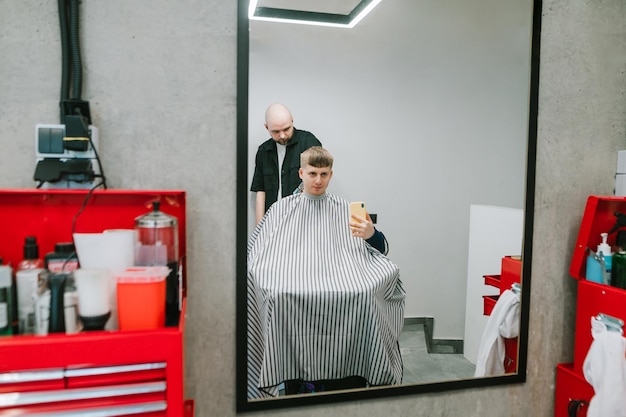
[583,316,626,417]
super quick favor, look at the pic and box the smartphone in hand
[349,201,367,222]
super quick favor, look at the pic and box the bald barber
[250,103,322,223]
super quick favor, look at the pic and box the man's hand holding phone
[349,201,375,239]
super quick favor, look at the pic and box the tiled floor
[400,323,476,384]
[278,322,476,396]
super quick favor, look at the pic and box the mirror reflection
[241,0,535,405]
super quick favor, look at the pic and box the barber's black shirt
[250,128,321,211]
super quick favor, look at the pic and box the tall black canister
[134,202,180,326]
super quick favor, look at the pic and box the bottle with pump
[586,232,612,285]
[598,232,612,284]
[0,260,13,336]
[15,236,44,334]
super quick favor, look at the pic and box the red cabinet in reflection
[482,255,521,373]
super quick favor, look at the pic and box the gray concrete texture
[1,1,626,416]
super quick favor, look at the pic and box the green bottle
[611,230,626,290]
[611,251,626,290]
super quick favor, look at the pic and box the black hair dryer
[47,272,70,334]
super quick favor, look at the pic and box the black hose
[69,0,82,100]
[57,0,70,119]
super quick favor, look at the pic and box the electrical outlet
[35,124,99,160]
[34,124,101,189]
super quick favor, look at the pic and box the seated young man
[246,146,405,398]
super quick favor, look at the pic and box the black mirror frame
[236,0,541,411]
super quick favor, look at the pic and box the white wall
[248,0,531,339]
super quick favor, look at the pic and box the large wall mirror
[236,0,541,411]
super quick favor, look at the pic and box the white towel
[474,289,520,377]
[582,317,626,417]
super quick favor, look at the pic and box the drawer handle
[0,362,166,384]
[0,381,166,407]
[65,362,167,377]
[0,369,65,384]
[8,400,167,417]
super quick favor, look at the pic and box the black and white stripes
[247,193,406,399]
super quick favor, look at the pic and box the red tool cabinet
[0,189,194,416]
[555,196,626,417]
[482,255,521,373]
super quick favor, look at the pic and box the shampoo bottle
[15,236,44,334]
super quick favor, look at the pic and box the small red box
[117,267,169,331]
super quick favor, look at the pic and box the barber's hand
[350,213,375,240]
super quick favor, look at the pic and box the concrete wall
[1,1,625,416]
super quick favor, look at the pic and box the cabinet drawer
[483,274,501,288]
[0,381,166,416]
[0,369,65,393]
[554,363,592,417]
[503,337,518,373]
[482,295,498,316]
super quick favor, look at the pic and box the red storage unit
[481,255,521,373]
[0,189,193,416]
[555,195,626,416]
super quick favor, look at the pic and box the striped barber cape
[247,192,406,399]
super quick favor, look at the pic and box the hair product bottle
[15,236,44,334]
[0,263,13,336]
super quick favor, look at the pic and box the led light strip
[248,0,382,28]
